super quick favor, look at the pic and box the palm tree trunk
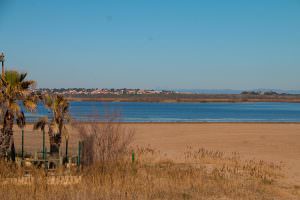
[0,110,15,160]
[52,134,61,155]
[10,137,16,162]
[48,129,61,155]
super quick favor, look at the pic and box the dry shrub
[75,116,134,167]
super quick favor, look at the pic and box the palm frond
[23,99,37,112]
[16,111,26,128]
[20,80,36,90]
[0,77,8,87]
[5,70,20,87]
[19,73,27,82]
[9,102,20,114]
[43,94,53,109]
[61,125,69,139]
[0,92,5,103]
[50,122,59,134]
[33,117,48,131]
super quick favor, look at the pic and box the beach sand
[13,123,300,186]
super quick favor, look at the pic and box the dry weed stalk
[184,146,283,184]
[74,114,134,167]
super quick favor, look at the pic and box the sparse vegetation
[0,146,299,200]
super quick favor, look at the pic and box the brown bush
[75,117,134,167]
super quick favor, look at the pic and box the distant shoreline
[25,121,300,125]
[65,95,300,103]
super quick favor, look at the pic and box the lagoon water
[25,102,300,122]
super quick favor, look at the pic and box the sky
[0,0,299,90]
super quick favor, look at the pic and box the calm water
[24,102,300,122]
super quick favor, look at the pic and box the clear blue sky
[0,0,299,90]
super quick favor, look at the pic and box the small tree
[34,94,70,155]
[0,71,37,161]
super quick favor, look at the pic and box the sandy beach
[13,123,300,186]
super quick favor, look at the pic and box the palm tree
[33,116,48,159]
[0,70,37,161]
[34,94,70,156]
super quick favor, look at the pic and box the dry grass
[74,118,134,167]
[0,146,299,200]
[1,119,299,199]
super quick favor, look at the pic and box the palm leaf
[61,125,69,139]
[16,111,26,128]
[23,99,37,112]
[21,80,36,90]
[33,117,48,131]
[0,77,8,87]
[19,73,27,82]
[50,122,59,134]
[9,102,20,114]
[43,94,53,109]
[5,70,20,86]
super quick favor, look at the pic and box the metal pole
[44,147,47,170]
[43,129,45,160]
[45,147,47,160]
[132,150,135,163]
[21,129,24,159]
[65,138,69,162]
[77,141,81,167]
